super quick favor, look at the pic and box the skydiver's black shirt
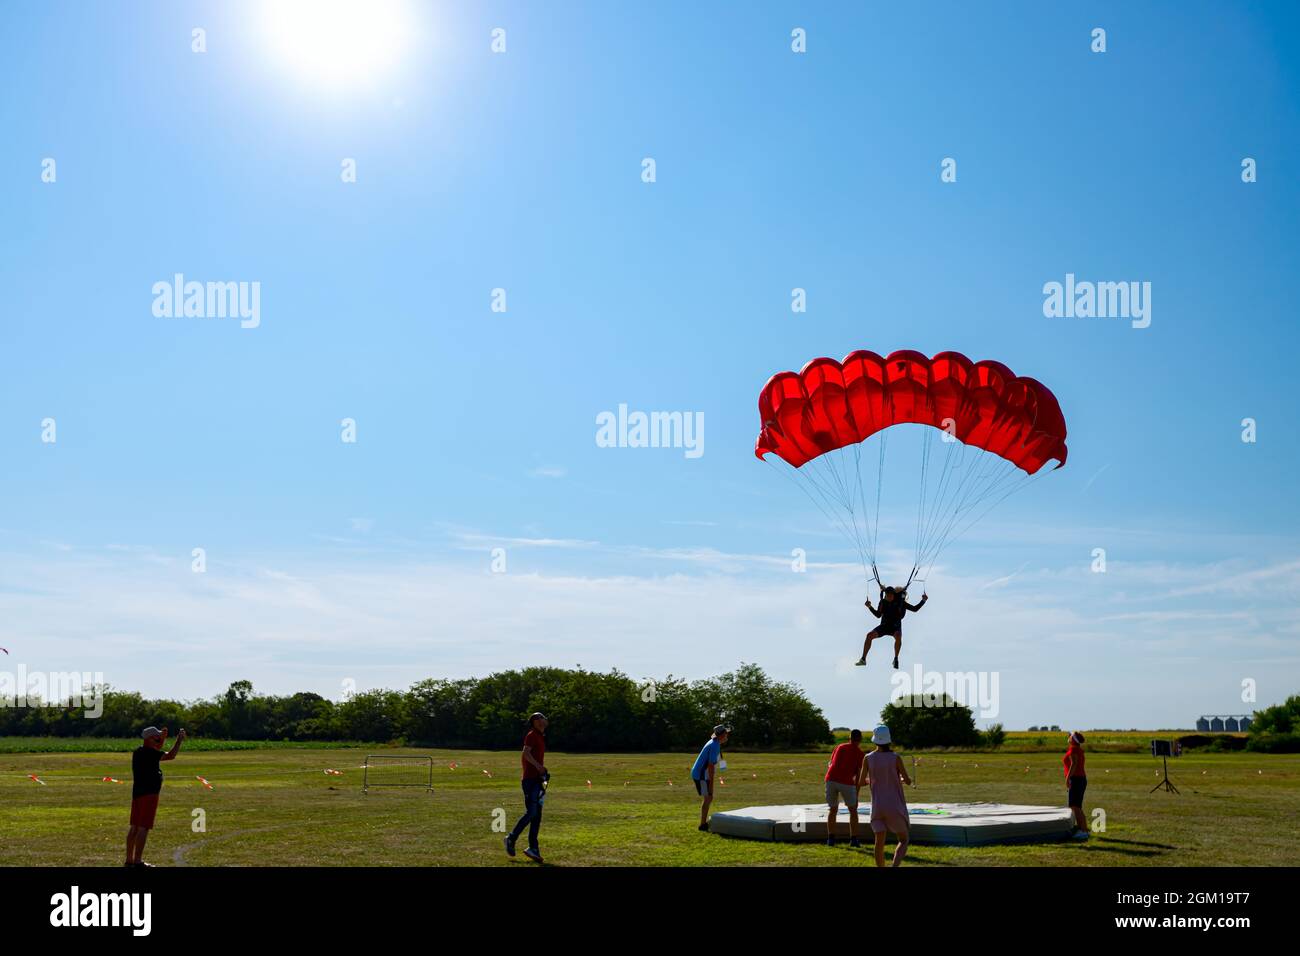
[879,600,904,630]
[132,746,164,798]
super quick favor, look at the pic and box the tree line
[0,663,834,751]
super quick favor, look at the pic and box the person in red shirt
[505,713,548,863]
[1063,731,1089,840]
[824,729,867,847]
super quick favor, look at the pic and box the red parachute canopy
[755,350,1067,475]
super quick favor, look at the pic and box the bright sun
[260,0,412,89]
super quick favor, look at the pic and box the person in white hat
[126,725,186,867]
[864,724,911,866]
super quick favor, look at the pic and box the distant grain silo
[1196,717,1210,731]
[1224,717,1240,732]
[1210,716,1225,732]
[1240,716,1252,731]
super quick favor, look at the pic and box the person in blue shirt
[691,724,731,831]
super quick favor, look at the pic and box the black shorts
[1068,776,1087,807]
[873,623,902,636]
[693,776,713,797]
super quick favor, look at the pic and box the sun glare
[260,0,412,89]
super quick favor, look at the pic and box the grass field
[3,745,1296,867]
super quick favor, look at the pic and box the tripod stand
[1150,756,1179,794]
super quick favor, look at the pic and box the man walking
[505,713,548,863]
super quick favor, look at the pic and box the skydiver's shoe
[504,836,516,857]
[855,657,866,666]
[1071,829,1090,841]
[892,657,899,669]
[523,846,543,863]
[698,823,709,832]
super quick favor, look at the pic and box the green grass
[2,747,1295,866]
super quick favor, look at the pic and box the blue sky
[2,1,1297,730]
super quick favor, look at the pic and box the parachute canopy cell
[755,350,1067,475]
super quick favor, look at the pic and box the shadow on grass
[1066,840,1169,859]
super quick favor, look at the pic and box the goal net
[362,755,434,793]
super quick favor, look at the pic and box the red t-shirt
[522,729,546,779]
[825,743,865,786]
[1063,744,1085,779]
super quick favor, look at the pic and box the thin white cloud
[0,539,1295,729]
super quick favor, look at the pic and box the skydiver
[855,586,927,669]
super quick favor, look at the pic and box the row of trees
[0,664,834,751]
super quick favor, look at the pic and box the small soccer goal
[362,755,434,793]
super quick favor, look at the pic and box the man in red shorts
[126,725,186,868]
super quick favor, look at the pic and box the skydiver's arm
[865,600,880,617]
[905,594,928,612]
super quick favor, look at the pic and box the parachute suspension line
[764,457,871,578]
[802,461,870,561]
[802,450,879,579]
[904,432,968,588]
[841,444,875,580]
[914,468,1042,584]
[918,438,986,564]
[911,425,940,585]
[874,430,888,550]
[842,442,883,584]
[914,459,1033,580]
[919,441,1006,556]
[853,441,883,588]
[820,447,872,576]
[914,465,999,574]
[917,432,964,564]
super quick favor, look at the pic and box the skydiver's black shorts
[1068,776,1087,808]
[872,623,902,637]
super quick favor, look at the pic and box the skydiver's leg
[893,629,903,668]
[857,629,881,664]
